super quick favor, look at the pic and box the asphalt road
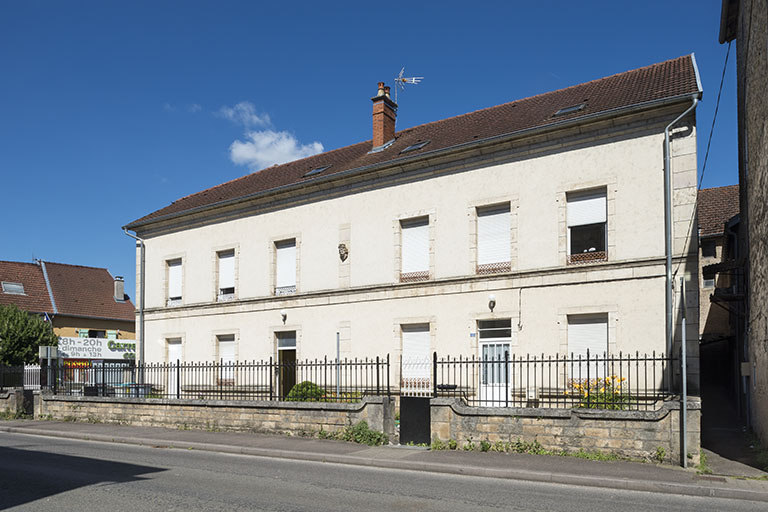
[0,433,764,512]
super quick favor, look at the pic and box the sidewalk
[2,419,768,503]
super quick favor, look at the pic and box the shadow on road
[0,445,165,510]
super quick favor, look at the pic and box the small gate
[399,355,432,445]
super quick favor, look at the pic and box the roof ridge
[42,261,113,272]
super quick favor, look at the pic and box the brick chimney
[114,276,125,302]
[371,82,397,149]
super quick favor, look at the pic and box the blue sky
[0,1,736,301]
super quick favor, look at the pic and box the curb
[2,425,767,503]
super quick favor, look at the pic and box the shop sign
[58,337,136,360]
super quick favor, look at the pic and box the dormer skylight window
[553,103,586,117]
[400,140,430,154]
[304,165,331,177]
[1,281,25,295]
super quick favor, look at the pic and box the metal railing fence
[433,350,676,411]
[46,356,390,402]
[0,365,41,391]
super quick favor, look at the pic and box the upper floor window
[275,239,297,295]
[400,217,429,282]
[701,241,716,258]
[477,204,511,274]
[167,259,182,306]
[567,189,607,265]
[217,250,235,302]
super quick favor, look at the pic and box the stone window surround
[270,234,301,296]
[163,333,185,363]
[212,244,240,303]
[472,311,519,352]
[212,329,240,362]
[163,252,186,307]
[467,195,519,275]
[393,209,436,283]
[393,316,436,382]
[557,305,619,356]
[272,324,302,360]
[558,180,616,266]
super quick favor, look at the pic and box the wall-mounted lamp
[280,309,287,324]
[488,294,496,312]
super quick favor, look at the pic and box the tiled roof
[0,261,53,314]
[0,260,135,321]
[43,262,135,321]
[128,55,701,228]
[698,185,740,236]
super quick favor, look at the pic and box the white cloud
[217,101,270,128]
[187,103,202,113]
[230,130,324,170]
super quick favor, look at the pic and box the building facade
[126,56,702,392]
[720,0,768,441]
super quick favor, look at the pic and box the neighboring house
[0,260,135,340]
[125,56,702,393]
[698,184,740,343]
[720,0,768,441]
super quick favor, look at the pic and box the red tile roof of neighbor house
[0,260,135,321]
[127,55,702,228]
[0,261,53,313]
[698,184,740,237]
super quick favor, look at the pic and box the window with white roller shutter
[217,334,236,384]
[167,259,182,306]
[567,314,609,378]
[401,324,431,396]
[400,217,429,282]
[275,239,296,295]
[567,189,607,264]
[477,204,511,274]
[217,250,235,301]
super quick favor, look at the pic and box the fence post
[376,356,380,396]
[269,356,273,401]
[176,359,180,400]
[433,351,437,398]
[586,349,591,407]
[101,362,106,397]
[505,350,509,408]
[386,354,390,398]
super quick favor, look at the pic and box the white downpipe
[123,228,146,373]
[664,96,699,357]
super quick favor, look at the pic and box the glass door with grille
[478,320,511,407]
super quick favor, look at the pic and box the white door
[478,320,512,406]
[218,335,236,384]
[167,339,182,397]
[401,324,431,396]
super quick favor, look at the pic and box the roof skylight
[1,281,25,295]
[304,165,331,178]
[553,103,586,117]
[400,140,430,154]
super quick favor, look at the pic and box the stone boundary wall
[34,393,395,437]
[1,388,30,416]
[431,397,701,464]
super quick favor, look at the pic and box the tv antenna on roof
[394,67,424,104]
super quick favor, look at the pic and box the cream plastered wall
[135,108,699,387]
[143,274,666,363]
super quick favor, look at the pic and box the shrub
[480,440,491,452]
[448,439,458,450]
[340,420,388,446]
[286,381,326,402]
[570,375,631,410]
